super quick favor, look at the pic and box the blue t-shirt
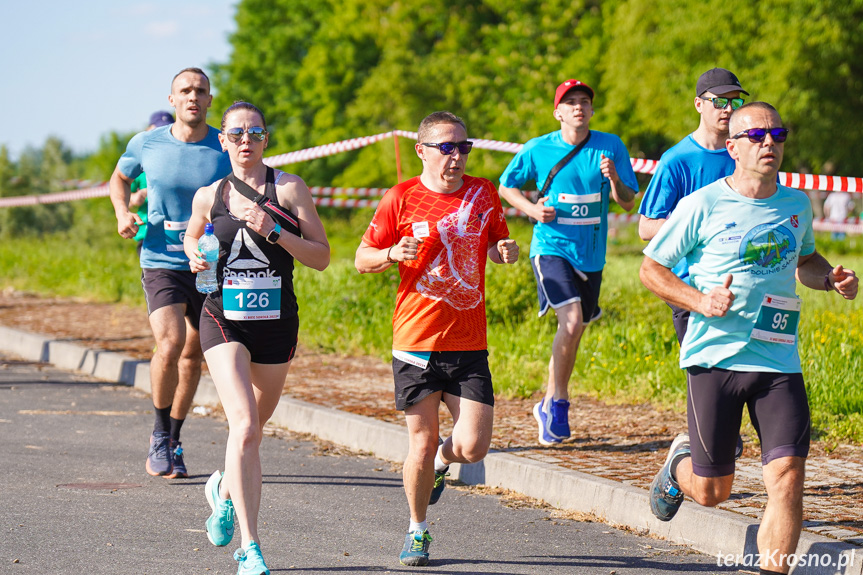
[118,125,231,270]
[500,130,639,272]
[639,135,736,282]
[644,179,815,373]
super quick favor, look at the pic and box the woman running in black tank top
[183,101,329,575]
[199,166,301,363]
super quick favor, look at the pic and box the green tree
[207,0,863,186]
[0,139,76,238]
[80,130,136,183]
[601,0,863,174]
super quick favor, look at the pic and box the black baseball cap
[696,68,749,97]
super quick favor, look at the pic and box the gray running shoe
[649,433,690,521]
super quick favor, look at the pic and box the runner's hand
[530,197,556,223]
[189,249,211,273]
[830,265,858,300]
[600,154,619,185]
[243,203,275,237]
[391,236,423,262]
[116,211,142,239]
[700,274,735,317]
[497,239,519,264]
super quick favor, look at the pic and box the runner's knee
[690,476,732,507]
[229,419,262,450]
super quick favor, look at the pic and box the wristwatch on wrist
[266,223,282,244]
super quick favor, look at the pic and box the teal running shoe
[399,529,432,566]
[205,470,235,546]
[233,541,270,575]
[649,433,690,521]
[429,467,449,505]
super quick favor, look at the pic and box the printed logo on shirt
[790,215,799,228]
[226,228,270,270]
[739,223,798,275]
[415,185,492,311]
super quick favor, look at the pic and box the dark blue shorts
[392,350,494,411]
[686,367,810,477]
[530,255,603,321]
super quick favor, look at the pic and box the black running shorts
[199,299,298,365]
[686,367,810,477]
[141,268,206,331]
[393,350,494,411]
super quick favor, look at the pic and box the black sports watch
[266,223,282,244]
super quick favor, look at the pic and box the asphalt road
[0,354,736,574]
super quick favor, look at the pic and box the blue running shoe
[649,433,690,521]
[145,431,173,476]
[165,440,188,479]
[429,466,450,505]
[399,530,432,566]
[234,541,270,575]
[205,470,235,546]
[533,399,561,446]
[548,398,571,440]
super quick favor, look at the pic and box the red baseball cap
[554,79,595,108]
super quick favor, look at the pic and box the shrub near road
[1,204,861,443]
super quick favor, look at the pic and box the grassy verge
[2,202,861,443]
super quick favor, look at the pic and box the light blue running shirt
[500,130,639,272]
[118,125,231,270]
[639,135,736,283]
[644,179,815,373]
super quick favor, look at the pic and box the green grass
[2,202,862,443]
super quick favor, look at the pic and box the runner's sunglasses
[731,127,789,143]
[421,141,473,155]
[224,127,268,142]
[700,96,745,110]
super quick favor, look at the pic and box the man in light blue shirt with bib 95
[640,102,858,575]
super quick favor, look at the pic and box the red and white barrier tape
[0,183,110,207]
[2,130,861,213]
[310,186,388,198]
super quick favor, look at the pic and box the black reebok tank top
[208,167,301,317]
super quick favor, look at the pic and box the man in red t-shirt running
[356,111,519,567]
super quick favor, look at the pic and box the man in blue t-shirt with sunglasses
[639,68,748,343]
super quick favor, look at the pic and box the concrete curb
[1,324,859,575]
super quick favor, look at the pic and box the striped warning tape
[2,130,861,211]
[0,183,110,207]
[310,187,388,198]
[3,183,860,233]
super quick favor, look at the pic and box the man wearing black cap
[638,68,749,343]
[499,80,638,446]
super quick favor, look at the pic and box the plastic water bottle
[196,223,219,294]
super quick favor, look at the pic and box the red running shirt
[362,175,510,351]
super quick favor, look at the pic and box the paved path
[2,355,735,574]
[1,314,861,574]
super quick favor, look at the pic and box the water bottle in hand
[196,223,219,294]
